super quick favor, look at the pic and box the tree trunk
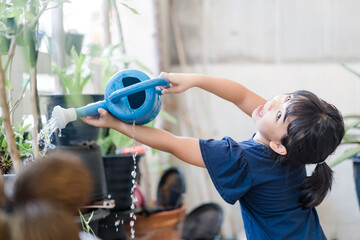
[0,58,22,173]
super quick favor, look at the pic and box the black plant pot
[65,33,84,55]
[353,153,360,209]
[40,94,104,146]
[97,211,128,240]
[103,154,143,211]
[49,145,107,203]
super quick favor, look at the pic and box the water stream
[129,120,138,239]
[35,116,57,157]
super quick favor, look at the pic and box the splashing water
[36,116,57,157]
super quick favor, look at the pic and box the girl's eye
[276,111,282,120]
[285,96,291,102]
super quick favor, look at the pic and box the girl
[82,73,344,240]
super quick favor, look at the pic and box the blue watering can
[52,69,169,129]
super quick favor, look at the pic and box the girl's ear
[269,142,287,155]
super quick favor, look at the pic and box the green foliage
[52,47,92,94]
[0,116,33,174]
[330,115,360,168]
[330,65,360,168]
[78,210,96,236]
[0,0,66,89]
[86,43,152,91]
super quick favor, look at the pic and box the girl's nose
[267,98,280,111]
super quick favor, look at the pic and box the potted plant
[329,64,360,208]
[39,46,108,204]
[0,116,33,174]
[41,47,103,146]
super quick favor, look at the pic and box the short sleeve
[199,137,252,204]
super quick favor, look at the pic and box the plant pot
[181,203,223,240]
[0,36,10,54]
[65,32,84,55]
[49,145,107,203]
[97,211,130,240]
[352,153,360,209]
[157,167,186,209]
[40,94,104,146]
[2,174,16,202]
[103,153,143,211]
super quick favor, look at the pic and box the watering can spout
[52,100,108,129]
[52,106,77,129]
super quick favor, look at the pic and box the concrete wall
[166,0,360,65]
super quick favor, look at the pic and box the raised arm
[161,73,266,116]
[81,109,205,168]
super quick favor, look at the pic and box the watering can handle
[109,78,170,104]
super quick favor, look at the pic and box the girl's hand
[81,108,119,129]
[159,72,194,95]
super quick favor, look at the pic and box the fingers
[159,72,169,79]
[80,108,108,125]
[161,86,180,95]
[98,108,108,115]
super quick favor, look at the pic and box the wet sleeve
[199,137,252,204]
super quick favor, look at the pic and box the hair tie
[318,160,326,165]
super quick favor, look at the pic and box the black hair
[277,90,344,209]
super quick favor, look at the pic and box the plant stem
[30,67,40,158]
[0,58,22,173]
[110,0,127,62]
[4,36,17,73]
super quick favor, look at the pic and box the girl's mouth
[257,105,264,117]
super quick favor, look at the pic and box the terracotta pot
[125,205,186,240]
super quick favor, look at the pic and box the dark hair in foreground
[0,152,93,240]
[277,90,344,209]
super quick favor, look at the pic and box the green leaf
[5,7,23,19]
[0,22,7,31]
[340,63,360,79]
[80,73,92,92]
[120,3,140,15]
[345,119,360,132]
[329,145,360,168]
[13,0,27,8]
[5,76,12,90]
[159,110,178,124]
[24,9,35,23]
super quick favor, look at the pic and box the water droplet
[115,220,120,227]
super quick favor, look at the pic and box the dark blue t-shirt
[199,137,326,240]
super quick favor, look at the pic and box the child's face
[252,94,292,146]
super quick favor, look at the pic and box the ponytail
[299,162,334,209]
